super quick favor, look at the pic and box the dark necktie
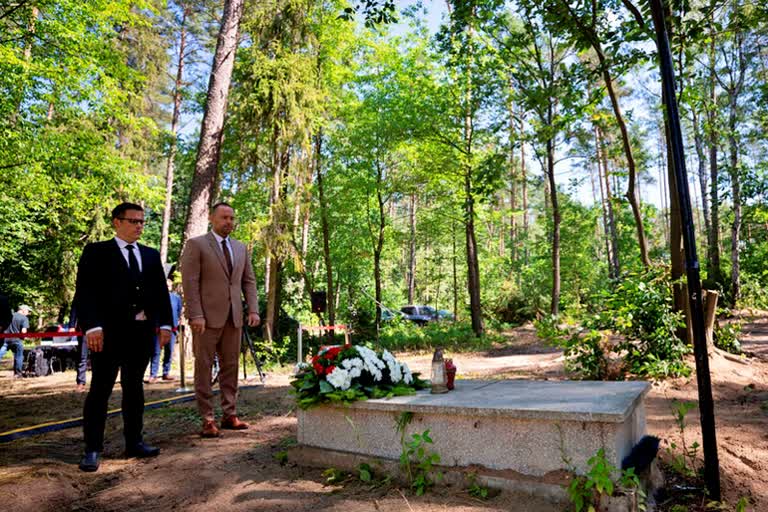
[221,239,233,275]
[126,244,141,280]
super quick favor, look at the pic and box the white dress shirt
[212,231,234,266]
[115,236,143,271]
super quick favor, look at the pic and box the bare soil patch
[1,316,767,511]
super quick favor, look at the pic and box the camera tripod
[211,325,266,385]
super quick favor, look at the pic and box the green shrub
[736,272,768,309]
[376,321,498,352]
[588,266,691,379]
[535,316,609,380]
[714,322,742,354]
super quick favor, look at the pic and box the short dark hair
[111,202,144,219]
[211,201,233,213]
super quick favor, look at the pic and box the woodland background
[2,0,767,375]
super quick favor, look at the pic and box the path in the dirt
[1,318,767,511]
[738,310,768,360]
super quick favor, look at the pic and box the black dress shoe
[125,441,160,458]
[79,451,101,472]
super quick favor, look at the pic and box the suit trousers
[82,321,153,452]
[193,316,241,421]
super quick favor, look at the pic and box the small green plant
[666,401,700,478]
[714,322,742,354]
[468,482,490,499]
[357,462,372,482]
[399,429,442,495]
[466,472,492,500]
[321,467,348,484]
[273,450,288,465]
[704,497,750,511]
[566,448,646,512]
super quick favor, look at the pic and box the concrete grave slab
[297,379,650,480]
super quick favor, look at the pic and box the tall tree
[546,0,651,268]
[182,0,244,243]
[498,9,589,315]
[160,2,191,264]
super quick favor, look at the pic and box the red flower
[324,346,342,360]
[311,356,324,375]
[325,365,336,375]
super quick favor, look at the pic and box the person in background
[147,279,182,383]
[1,304,31,378]
[67,304,88,392]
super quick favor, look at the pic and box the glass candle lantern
[430,347,449,394]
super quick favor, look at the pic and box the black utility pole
[648,0,721,500]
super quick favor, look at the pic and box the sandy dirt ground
[0,319,766,512]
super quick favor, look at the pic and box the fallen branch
[397,488,415,512]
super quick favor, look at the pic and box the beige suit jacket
[181,232,259,329]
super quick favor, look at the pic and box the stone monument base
[292,379,657,511]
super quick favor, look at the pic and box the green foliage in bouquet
[290,344,429,409]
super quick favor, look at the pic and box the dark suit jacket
[74,239,172,342]
[0,291,10,331]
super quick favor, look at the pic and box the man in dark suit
[74,202,173,472]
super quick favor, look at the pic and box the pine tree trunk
[706,37,722,286]
[160,6,188,264]
[265,137,282,342]
[463,7,483,337]
[509,93,517,262]
[598,127,620,278]
[521,117,528,265]
[547,132,561,316]
[452,218,458,321]
[182,0,244,244]
[595,126,614,278]
[407,193,417,304]
[728,101,741,304]
[692,109,711,244]
[465,173,483,334]
[664,91,691,343]
[374,161,385,339]
[727,26,746,304]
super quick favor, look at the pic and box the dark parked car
[400,305,439,325]
[436,309,455,321]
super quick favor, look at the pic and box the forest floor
[0,314,766,512]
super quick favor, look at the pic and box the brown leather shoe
[201,420,221,438]
[221,416,249,430]
[161,374,174,381]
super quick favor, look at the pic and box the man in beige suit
[181,202,260,437]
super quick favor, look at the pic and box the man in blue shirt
[1,304,30,378]
[147,280,183,383]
